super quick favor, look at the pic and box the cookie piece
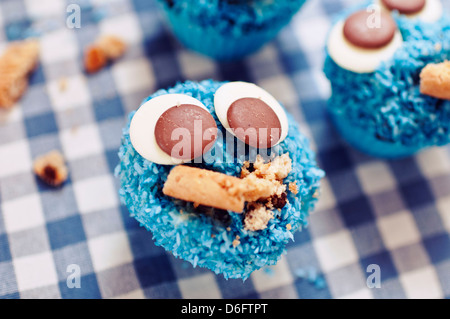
[244,203,274,232]
[420,61,450,100]
[0,39,39,108]
[97,35,127,60]
[163,165,249,212]
[84,45,107,74]
[84,35,126,73]
[33,150,68,187]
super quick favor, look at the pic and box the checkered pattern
[0,0,449,299]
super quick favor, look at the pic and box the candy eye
[214,82,289,149]
[130,94,218,165]
[327,9,403,73]
[378,0,443,22]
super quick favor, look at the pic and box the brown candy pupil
[343,10,397,49]
[154,104,218,160]
[382,0,426,14]
[227,97,282,148]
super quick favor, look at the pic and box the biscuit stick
[163,165,274,213]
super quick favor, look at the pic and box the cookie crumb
[84,45,107,73]
[33,150,68,187]
[251,153,292,181]
[59,77,68,92]
[97,35,127,60]
[244,203,274,231]
[435,43,442,52]
[232,235,240,247]
[286,223,292,230]
[84,35,126,73]
[312,189,320,199]
[289,181,299,194]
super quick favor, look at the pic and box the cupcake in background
[155,0,307,60]
[323,0,450,159]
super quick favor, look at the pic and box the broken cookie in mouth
[116,80,324,280]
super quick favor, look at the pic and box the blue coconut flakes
[324,9,450,149]
[116,80,324,280]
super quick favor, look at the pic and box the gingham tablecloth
[0,0,449,299]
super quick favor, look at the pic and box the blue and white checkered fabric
[0,0,449,299]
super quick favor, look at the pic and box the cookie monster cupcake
[324,0,450,158]
[115,80,324,279]
[155,0,307,60]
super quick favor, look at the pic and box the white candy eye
[377,0,443,23]
[214,82,289,149]
[130,94,217,165]
[327,9,403,73]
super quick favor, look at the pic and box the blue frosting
[324,5,450,157]
[155,0,307,60]
[115,80,324,280]
[157,0,307,34]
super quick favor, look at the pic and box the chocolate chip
[165,0,174,8]
[154,104,218,160]
[195,205,231,226]
[247,202,259,212]
[43,165,57,183]
[271,193,287,209]
[227,97,282,148]
[214,209,232,226]
[382,0,425,14]
[343,10,397,49]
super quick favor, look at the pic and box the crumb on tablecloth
[84,35,126,73]
[0,39,39,109]
[33,150,68,187]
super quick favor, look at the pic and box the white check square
[313,230,359,272]
[178,273,222,299]
[73,175,118,215]
[178,51,216,80]
[339,288,373,299]
[314,177,337,212]
[293,15,330,52]
[436,196,450,233]
[377,211,421,250]
[13,251,58,292]
[112,58,155,95]
[60,124,102,161]
[24,0,65,18]
[258,75,298,110]
[40,29,78,64]
[251,257,294,292]
[88,232,133,272]
[113,289,145,299]
[0,139,31,178]
[356,161,396,194]
[400,266,443,299]
[47,75,91,112]
[99,13,143,45]
[2,194,45,233]
[416,147,450,178]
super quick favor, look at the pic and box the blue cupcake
[115,80,324,279]
[155,0,307,60]
[324,0,450,158]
